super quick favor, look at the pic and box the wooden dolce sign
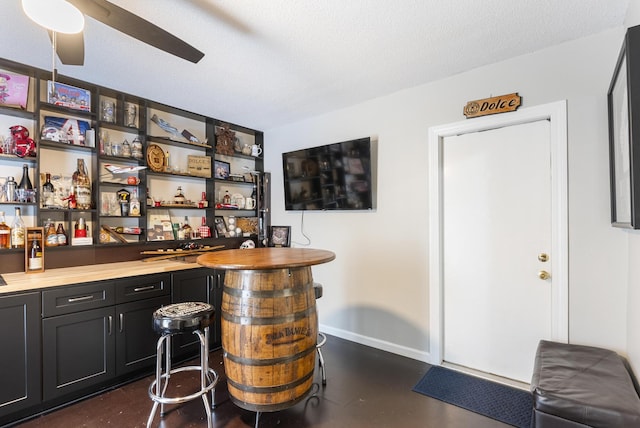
[464,93,521,118]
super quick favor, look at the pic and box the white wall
[624,2,640,380]
[265,28,632,367]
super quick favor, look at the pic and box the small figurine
[10,125,36,157]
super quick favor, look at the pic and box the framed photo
[47,81,91,111]
[214,216,227,237]
[214,160,230,179]
[608,25,640,228]
[269,225,291,247]
[0,71,29,109]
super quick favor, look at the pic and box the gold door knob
[538,270,551,280]
[538,253,549,262]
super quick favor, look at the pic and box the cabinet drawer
[115,273,170,304]
[42,281,115,317]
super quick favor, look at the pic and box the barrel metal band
[224,344,316,366]
[223,281,313,299]
[226,368,314,394]
[222,305,316,325]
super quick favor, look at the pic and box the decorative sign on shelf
[463,93,521,118]
[188,155,212,177]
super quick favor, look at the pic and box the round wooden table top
[197,247,335,270]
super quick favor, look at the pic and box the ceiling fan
[22,0,204,65]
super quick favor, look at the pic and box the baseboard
[319,323,430,363]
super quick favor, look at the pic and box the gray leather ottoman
[531,340,640,428]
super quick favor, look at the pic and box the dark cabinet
[42,306,116,401]
[0,292,41,419]
[41,274,170,401]
[115,295,169,375]
[42,280,116,401]
[171,268,224,359]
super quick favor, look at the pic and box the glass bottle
[42,173,55,207]
[28,235,43,271]
[56,223,68,246]
[10,207,25,249]
[199,191,208,208]
[146,187,153,207]
[45,221,58,247]
[72,158,92,209]
[74,217,87,238]
[182,216,193,239]
[0,211,10,249]
[18,164,33,190]
[174,186,185,204]
[129,189,140,216]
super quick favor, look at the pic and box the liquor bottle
[10,207,25,248]
[129,189,141,216]
[0,212,10,249]
[72,158,92,209]
[74,217,87,238]
[199,191,208,208]
[174,186,185,204]
[28,235,43,270]
[56,223,68,246]
[182,216,193,239]
[45,221,58,247]
[146,187,153,207]
[42,173,55,207]
[18,163,33,190]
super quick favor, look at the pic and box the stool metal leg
[161,335,171,415]
[147,334,169,428]
[195,329,213,428]
[317,332,327,385]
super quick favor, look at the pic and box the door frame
[428,100,569,366]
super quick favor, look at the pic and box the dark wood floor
[16,335,512,428]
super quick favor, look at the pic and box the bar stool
[146,302,219,428]
[314,283,327,385]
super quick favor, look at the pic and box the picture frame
[608,24,640,228]
[214,216,227,237]
[214,160,230,179]
[269,225,291,247]
[0,71,29,109]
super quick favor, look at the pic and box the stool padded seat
[531,340,640,428]
[153,302,214,335]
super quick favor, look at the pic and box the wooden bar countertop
[0,260,203,295]
[197,247,336,270]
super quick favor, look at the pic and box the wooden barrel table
[197,248,335,412]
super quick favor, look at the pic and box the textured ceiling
[0,0,630,131]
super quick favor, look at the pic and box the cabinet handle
[108,315,113,336]
[67,295,94,303]
[133,285,155,293]
[119,313,124,333]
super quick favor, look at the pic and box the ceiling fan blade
[48,31,85,65]
[67,0,204,63]
[186,0,252,34]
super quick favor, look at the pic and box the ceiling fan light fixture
[22,0,85,34]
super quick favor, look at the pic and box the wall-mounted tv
[282,137,374,211]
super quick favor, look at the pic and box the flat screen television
[282,137,374,211]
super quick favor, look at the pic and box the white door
[429,101,568,382]
[442,120,552,383]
